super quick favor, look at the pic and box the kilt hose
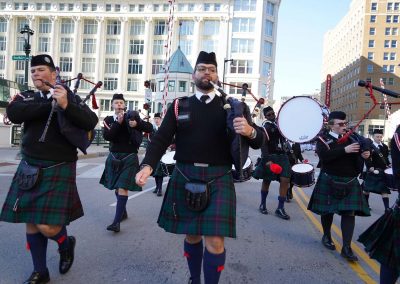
[363,171,391,194]
[157,162,236,238]
[358,204,400,274]
[308,173,370,216]
[0,155,83,225]
[100,152,142,192]
[252,154,291,181]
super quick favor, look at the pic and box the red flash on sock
[184,252,190,258]
[26,242,30,251]
[217,265,224,272]
[57,235,67,244]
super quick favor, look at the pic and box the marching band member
[286,142,304,202]
[136,51,263,284]
[150,112,166,196]
[100,93,153,233]
[362,129,391,211]
[308,111,370,261]
[0,54,98,283]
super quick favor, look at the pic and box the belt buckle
[194,163,209,167]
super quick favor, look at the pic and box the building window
[230,60,253,74]
[0,36,6,51]
[115,4,121,12]
[16,60,25,71]
[388,78,395,85]
[130,20,145,35]
[106,39,120,54]
[368,40,375,47]
[158,81,165,92]
[388,2,393,10]
[203,20,220,36]
[154,20,167,35]
[68,3,74,11]
[128,59,143,74]
[384,40,390,48]
[152,59,164,74]
[60,57,72,72]
[61,19,74,34]
[107,21,121,35]
[233,0,256,11]
[81,58,96,73]
[0,55,5,70]
[106,4,112,12]
[188,4,195,11]
[395,2,400,10]
[126,100,138,111]
[39,19,52,34]
[180,20,194,35]
[392,28,398,35]
[153,40,166,55]
[266,1,275,16]
[204,3,212,11]
[370,15,376,23]
[385,27,391,36]
[367,52,374,60]
[365,101,371,110]
[231,39,254,53]
[129,40,144,55]
[138,4,144,12]
[84,19,97,34]
[153,4,160,11]
[82,39,96,54]
[129,5,135,12]
[82,3,89,11]
[38,37,49,52]
[229,82,252,95]
[202,40,217,53]
[100,99,112,111]
[179,81,187,92]
[104,78,118,90]
[369,27,376,35]
[265,20,273,37]
[60,38,73,53]
[16,36,24,52]
[371,2,377,11]
[0,2,7,10]
[127,79,139,91]
[180,40,192,56]
[392,40,397,48]
[367,64,374,73]
[168,80,175,92]
[215,3,221,11]
[105,58,119,74]
[15,74,25,85]
[232,18,255,33]
[0,18,7,32]
[389,65,395,73]
[263,41,273,57]
[387,15,392,23]
[394,15,399,23]
[390,52,396,60]
[80,76,94,89]
[92,4,97,11]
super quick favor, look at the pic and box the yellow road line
[293,190,377,284]
[296,187,380,275]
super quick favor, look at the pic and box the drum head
[161,151,176,164]
[384,168,393,175]
[292,163,313,173]
[277,96,324,143]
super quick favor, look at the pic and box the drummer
[286,142,304,202]
[362,129,391,211]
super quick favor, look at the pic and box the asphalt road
[0,150,398,284]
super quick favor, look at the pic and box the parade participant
[286,142,304,202]
[256,106,291,220]
[308,111,370,261]
[136,51,263,284]
[100,93,153,233]
[151,112,165,196]
[0,54,98,283]
[362,129,391,211]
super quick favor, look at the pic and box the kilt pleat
[100,152,142,192]
[308,173,370,216]
[363,171,391,194]
[157,162,236,238]
[0,155,83,225]
[252,154,291,181]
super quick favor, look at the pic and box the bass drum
[277,96,326,143]
[232,157,253,182]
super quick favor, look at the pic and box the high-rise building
[321,0,400,137]
[0,0,280,122]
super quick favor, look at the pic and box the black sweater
[7,90,98,162]
[365,142,390,170]
[142,95,264,169]
[103,114,153,153]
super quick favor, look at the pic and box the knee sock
[48,226,69,251]
[380,264,399,284]
[321,214,334,237]
[277,196,286,209]
[203,247,226,284]
[364,193,370,206]
[260,191,268,207]
[26,232,48,274]
[341,215,355,247]
[155,177,163,191]
[113,195,128,224]
[184,240,203,283]
[383,197,390,210]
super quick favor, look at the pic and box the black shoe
[275,208,290,220]
[341,245,358,261]
[23,270,50,284]
[157,189,162,196]
[153,187,158,194]
[259,204,268,214]
[107,222,120,233]
[321,235,335,250]
[59,236,76,274]
[188,277,201,284]
[121,210,128,221]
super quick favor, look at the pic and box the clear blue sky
[274,0,352,99]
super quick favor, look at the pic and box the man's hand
[233,117,252,137]
[52,85,68,109]
[136,166,152,187]
[344,143,360,153]
[117,112,124,124]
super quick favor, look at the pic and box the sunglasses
[265,112,275,117]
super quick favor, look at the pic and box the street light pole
[20,24,34,90]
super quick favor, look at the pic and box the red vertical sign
[325,74,331,108]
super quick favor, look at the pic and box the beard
[194,77,214,92]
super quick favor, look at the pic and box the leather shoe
[59,236,76,274]
[341,245,358,261]
[107,222,120,232]
[275,208,290,220]
[153,187,158,194]
[23,270,50,284]
[121,210,128,221]
[157,189,162,196]
[259,204,268,215]
[321,235,335,250]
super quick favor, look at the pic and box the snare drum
[160,151,176,176]
[384,167,397,191]
[291,163,315,188]
[232,157,253,182]
[277,96,326,143]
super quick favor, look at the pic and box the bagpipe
[38,67,101,154]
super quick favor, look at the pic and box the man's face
[154,117,162,126]
[330,119,347,135]
[112,99,126,113]
[373,133,383,143]
[264,110,276,122]
[192,64,218,92]
[30,65,56,91]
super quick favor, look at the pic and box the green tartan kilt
[252,154,291,181]
[100,152,142,192]
[308,173,370,216]
[362,171,391,194]
[358,206,400,274]
[0,155,83,225]
[157,162,236,238]
[152,161,168,177]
